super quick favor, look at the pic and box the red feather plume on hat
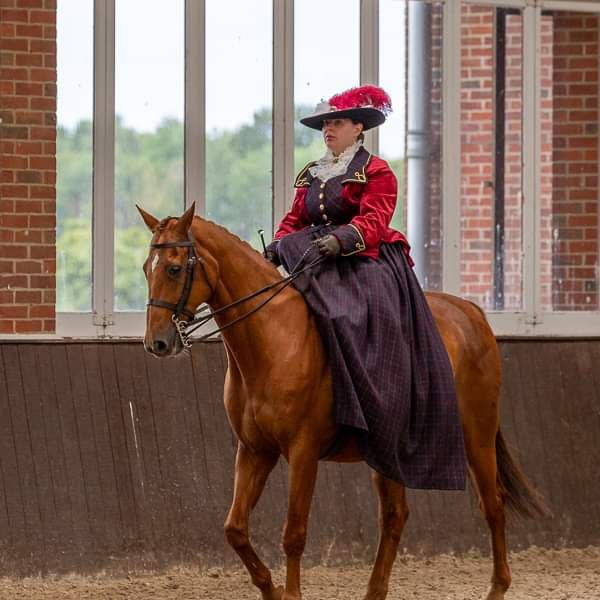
[328,85,392,114]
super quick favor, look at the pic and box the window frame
[49,0,600,339]
[459,0,600,335]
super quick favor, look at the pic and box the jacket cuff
[333,224,366,256]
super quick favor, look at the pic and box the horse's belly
[322,434,362,463]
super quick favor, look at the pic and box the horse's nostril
[152,339,169,355]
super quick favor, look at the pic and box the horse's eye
[167,264,182,277]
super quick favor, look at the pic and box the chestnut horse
[139,204,545,600]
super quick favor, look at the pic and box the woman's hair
[352,119,365,143]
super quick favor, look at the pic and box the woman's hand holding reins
[316,234,341,258]
[264,241,281,266]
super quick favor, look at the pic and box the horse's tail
[495,429,550,519]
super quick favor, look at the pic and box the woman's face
[322,118,363,155]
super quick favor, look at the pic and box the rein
[148,235,324,348]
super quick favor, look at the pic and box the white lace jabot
[308,140,363,183]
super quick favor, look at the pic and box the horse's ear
[136,205,160,232]
[174,202,196,235]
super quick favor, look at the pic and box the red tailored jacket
[274,154,413,265]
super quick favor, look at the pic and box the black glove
[264,241,281,267]
[316,234,341,258]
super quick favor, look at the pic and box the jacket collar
[294,146,372,188]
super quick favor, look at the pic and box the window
[380,0,445,290]
[206,0,273,248]
[379,0,408,233]
[541,9,600,313]
[56,0,94,312]
[460,5,524,311]
[114,0,185,311]
[54,0,600,338]
[294,0,360,174]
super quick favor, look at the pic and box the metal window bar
[361,0,380,154]
[185,0,206,213]
[493,7,507,311]
[272,0,295,229]
[92,0,116,329]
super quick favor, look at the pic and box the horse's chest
[224,392,281,452]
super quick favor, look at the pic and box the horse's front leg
[224,442,282,600]
[364,472,409,600]
[281,442,319,600]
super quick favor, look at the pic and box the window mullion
[441,0,461,295]
[92,0,116,329]
[360,0,379,154]
[540,1,600,13]
[462,0,527,7]
[522,3,539,323]
[272,0,295,229]
[185,0,206,214]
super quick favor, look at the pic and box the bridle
[147,234,213,318]
[147,233,325,349]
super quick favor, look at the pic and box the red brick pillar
[0,0,56,334]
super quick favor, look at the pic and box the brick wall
[0,0,56,334]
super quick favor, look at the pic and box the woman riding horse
[265,85,466,490]
[139,84,546,600]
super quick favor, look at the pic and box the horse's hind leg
[465,435,511,600]
[363,471,409,600]
[224,442,282,600]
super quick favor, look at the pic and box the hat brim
[299,107,386,131]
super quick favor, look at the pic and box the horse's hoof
[262,584,284,600]
[485,583,507,600]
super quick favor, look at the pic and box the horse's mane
[195,216,262,258]
[194,215,282,267]
[156,214,272,269]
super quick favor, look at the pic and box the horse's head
[137,202,216,357]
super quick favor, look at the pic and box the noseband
[147,233,214,345]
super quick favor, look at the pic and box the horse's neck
[196,219,280,305]
[194,219,287,362]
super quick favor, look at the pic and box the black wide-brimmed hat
[300,85,392,131]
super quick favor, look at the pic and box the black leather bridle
[147,233,215,346]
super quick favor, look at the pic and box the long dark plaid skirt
[277,224,467,490]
